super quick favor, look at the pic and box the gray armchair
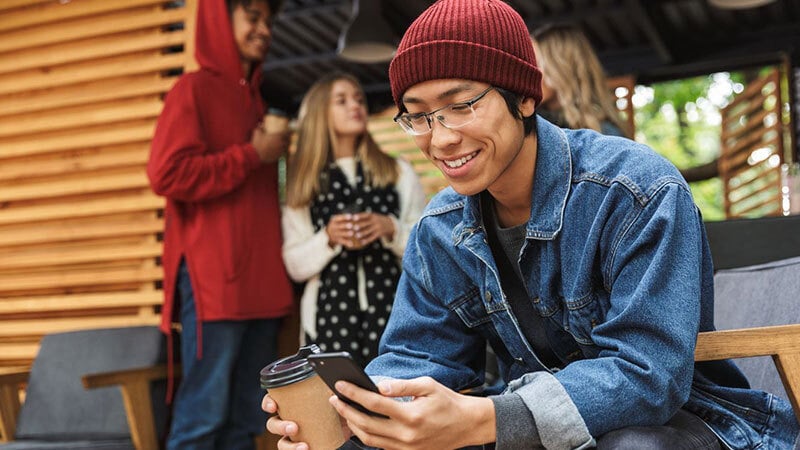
[0,326,171,450]
[696,216,800,423]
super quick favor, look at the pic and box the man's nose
[430,119,461,149]
[257,20,271,37]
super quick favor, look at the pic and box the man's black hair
[494,86,537,136]
[226,0,284,16]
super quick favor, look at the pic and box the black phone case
[307,352,388,418]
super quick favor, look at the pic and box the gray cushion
[713,256,800,400]
[0,440,134,450]
[11,326,167,442]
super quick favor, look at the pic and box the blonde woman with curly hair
[532,24,631,138]
[282,72,426,365]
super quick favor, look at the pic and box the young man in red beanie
[148,0,293,448]
[264,0,800,448]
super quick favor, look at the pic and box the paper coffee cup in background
[261,345,345,450]
[264,107,291,134]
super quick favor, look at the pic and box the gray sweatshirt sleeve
[490,393,543,449]
[506,372,595,449]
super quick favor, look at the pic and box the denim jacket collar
[457,116,572,243]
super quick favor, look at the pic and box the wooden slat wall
[0,0,197,373]
[719,69,786,218]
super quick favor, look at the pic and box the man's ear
[519,97,536,118]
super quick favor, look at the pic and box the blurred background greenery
[634,71,750,221]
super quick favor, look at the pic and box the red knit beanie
[389,0,542,108]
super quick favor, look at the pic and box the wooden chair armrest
[0,368,29,442]
[82,364,169,389]
[695,324,800,361]
[81,364,173,450]
[695,323,800,425]
[0,369,29,386]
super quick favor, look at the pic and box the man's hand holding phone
[329,377,496,450]
[264,377,496,450]
[306,352,388,419]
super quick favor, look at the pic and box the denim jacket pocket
[450,288,493,328]
[559,291,605,346]
[686,383,771,450]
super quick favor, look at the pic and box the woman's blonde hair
[286,72,398,208]
[532,25,631,138]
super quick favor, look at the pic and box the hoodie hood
[195,0,262,84]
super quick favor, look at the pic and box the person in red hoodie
[147,0,292,448]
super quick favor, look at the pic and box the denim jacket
[366,117,799,449]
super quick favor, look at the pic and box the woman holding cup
[282,72,427,366]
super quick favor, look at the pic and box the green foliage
[633,72,748,221]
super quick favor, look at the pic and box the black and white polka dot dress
[309,161,401,366]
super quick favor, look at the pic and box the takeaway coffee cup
[260,345,345,450]
[263,108,290,134]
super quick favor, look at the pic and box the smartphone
[307,351,388,418]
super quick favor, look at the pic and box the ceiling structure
[261,0,800,114]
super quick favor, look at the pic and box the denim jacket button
[485,291,492,302]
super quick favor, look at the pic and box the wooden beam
[0,0,50,11]
[0,53,186,96]
[1,123,155,159]
[0,345,39,363]
[0,172,151,203]
[0,98,163,139]
[0,195,164,226]
[0,243,162,271]
[0,76,176,118]
[623,0,672,64]
[0,29,186,76]
[0,216,162,248]
[0,315,161,339]
[0,8,189,53]
[0,291,161,316]
[0,145,150,182]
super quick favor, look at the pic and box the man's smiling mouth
[442,151,478,168]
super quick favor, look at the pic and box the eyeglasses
[393,86,495,136]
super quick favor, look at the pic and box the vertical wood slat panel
[0,0,197,370]
[719,69,786,219]
[608,75,636,136]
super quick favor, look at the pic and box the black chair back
[704,215,800,271]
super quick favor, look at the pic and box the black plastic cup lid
[260,344,321,390]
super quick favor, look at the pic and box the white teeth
[443,152,476,168]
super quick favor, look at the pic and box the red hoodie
[147,0,293,340]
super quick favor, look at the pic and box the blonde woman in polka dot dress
[282,72,427,366]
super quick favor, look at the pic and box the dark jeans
[338,409,721,449]
[596,409,721,450]
[167,260,282,450]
